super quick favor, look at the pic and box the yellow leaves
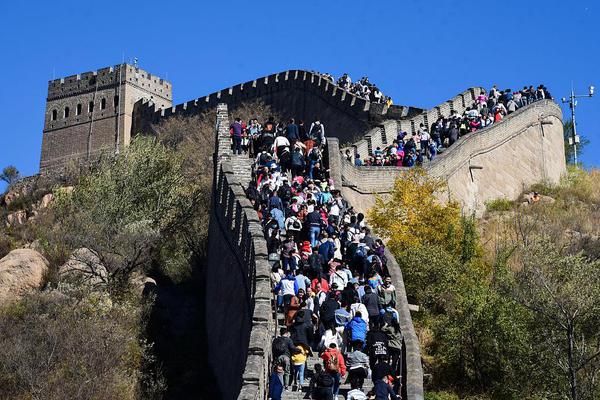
[368,168,461,254]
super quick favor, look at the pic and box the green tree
[49,137,205,294]
[564,119,590,165]
[512,239,600,400]
[0,165,20,187]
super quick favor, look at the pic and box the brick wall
[40,64,172,172]
[340,100,565,215]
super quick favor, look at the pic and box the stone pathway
[277,310,374,400]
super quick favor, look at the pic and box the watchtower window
[51,109,57,121]
[114,95,119,108]
[101,98,106,110]
[88,101,94,113]
[76,103,82,115]
[64,107,70,118]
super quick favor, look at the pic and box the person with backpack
[321,343,346,399]
[310,364,334,400]
[346,311,368,346]
[272,328,300,389]
[284,213,302,242]
[367,328,390,370]
[309,119,326,146]
[277,178,293,208]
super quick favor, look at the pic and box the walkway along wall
[339,100,565,214]
[205,104,274,399]
[328,138,425,400]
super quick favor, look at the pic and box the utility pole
[562,85,594,165]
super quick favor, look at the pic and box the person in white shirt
[347,382,368,400]
[330,265,349,289]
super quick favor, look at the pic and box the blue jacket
[346,316,368,343]
[269,195,283,211]
[374,379,397,400]
[318,240,335,262]
[268,372,284,400]
[270,208,285,230]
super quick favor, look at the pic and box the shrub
[485,198,515,212]
[0,289,164,399]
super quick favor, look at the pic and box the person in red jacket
[321,343,346,399]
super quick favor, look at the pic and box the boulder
[5,210,27,227]
[58,248,108,287]
[131,271,157,296]
[0,249,49,301]
[521,191,555,205]
[34,193,54,210]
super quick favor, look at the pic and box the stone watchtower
[39,63,172,172]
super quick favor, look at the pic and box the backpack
[316,372,334,388]
[308,124,321,140]
[292,218,301,230]
[272,337,288,357]
[325,352,340,373]
[309,148,320,161]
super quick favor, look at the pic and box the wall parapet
[207,104,274,400]
[339,99,565,213]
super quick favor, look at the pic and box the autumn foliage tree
[368,168,461,255]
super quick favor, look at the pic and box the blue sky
[1,0,598,191]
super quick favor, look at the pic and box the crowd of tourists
[229,116,326,159]
[336,74,392,105]
[236,117,403,400]
[349,84,553,167]
[314,71,392,105]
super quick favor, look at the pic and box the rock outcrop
[0,249,49,301]
[58,248,108,287]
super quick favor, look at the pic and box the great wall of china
[38,67,566,399]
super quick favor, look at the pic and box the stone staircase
[277,310,374,400]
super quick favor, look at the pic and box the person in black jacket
[367,329,390,370]
[310,364,334,400]
[319,292,340,331]
[290,310,314,349]
[362,285,381,328]
[272,328,300,388]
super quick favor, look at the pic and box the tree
[513,239,600,400]
[0,165,20,187]
[564,119,590,165]
[367,168,461,255]
[49,137,203,294]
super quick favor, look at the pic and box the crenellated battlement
[131,69,422,143]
